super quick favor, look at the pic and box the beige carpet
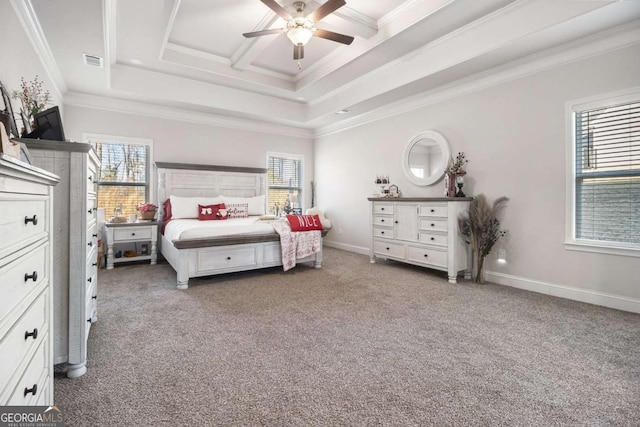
[55,247,640,426]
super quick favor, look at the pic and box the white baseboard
[324,241,370,256]
[486,271,640,314]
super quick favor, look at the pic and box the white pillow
[222,195,265,216]
[170,195,223,219]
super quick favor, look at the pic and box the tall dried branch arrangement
[458,194,509,283]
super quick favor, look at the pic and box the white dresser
[0,153,58,405]
[368,197,472,283]
[20,139,100,378]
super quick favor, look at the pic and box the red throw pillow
[162,199,172,222]
[286,214,323,232]
[198,203,227,221]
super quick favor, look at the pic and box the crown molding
[10,0,67,99]
[63,91,314,139]
[314,20,640,138]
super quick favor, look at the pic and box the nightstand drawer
[373,240,404,258]
[113,226,152,242]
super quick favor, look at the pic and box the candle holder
[455,173,466,197]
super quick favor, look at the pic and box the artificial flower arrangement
[137,202,158,220]
[448,152,468,175]
[13,75,51,122]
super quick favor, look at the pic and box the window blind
[96,142,150,216]
[267,155,302,212]
[574,101,640,245]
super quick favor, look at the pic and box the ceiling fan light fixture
[287,27,313,46]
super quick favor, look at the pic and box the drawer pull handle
[395,221,398,224]
[386,247,390,250]
[131,232,136,236]
[24,384,37,397]
[92,295,97,300]
[88,277,92,283]
[93,233,98,237]
[381,231,385,234]
[226,256,232,260]
[430,237,435,241]
[380,219,384,223]
[92,262,98,267]
[430,209,435,213]
[381,207,385,211]
[24,328,38,340]
[87,318,92,323]
[24,215,38,225]
[88,176,93,182]
[431,223,435,227]
[88,209,92,214]
[24,271,38,282]
[88,241,93,247]
[424,254,428,258]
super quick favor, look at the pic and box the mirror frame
[402,130,451,186]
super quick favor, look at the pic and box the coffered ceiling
[13,0,640,135]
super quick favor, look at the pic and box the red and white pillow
[198,203,228,221]
[286,214,324,232]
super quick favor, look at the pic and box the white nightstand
[104,221,158,269]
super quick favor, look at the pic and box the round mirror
[402,130,451,186]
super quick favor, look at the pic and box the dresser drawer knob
[131,232,136,236]
[386,247,390,250]
[24,215,38,225]
[24,328,38,340]
[88,209,92,214]
[24,384,37,397]
[424,254,428,258]
[88,241,93,247]
[380,231,385,234]
[88,176,93,182]
[92,295,97,300]
[92,262,98,267]
[380,219,384,223]
[431,223,435,227]
[395,221,398,224]
[226,256,232,260]
[430,209,435,213]
[24,271,38,282]
[88,277,92,283]
[93,233,98,237]
[430,237,435,241]
[87,318,92,323]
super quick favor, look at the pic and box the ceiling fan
[243,0,355,61]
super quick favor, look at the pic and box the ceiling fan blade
[294,44,304,60]
[314,29,354,45]
[243,28,285,38]
[307,0,346,23]
[259,0,292,20]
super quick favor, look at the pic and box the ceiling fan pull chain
[298,61,302,70]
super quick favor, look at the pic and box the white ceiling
[17,0,640,135]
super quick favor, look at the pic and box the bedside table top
[105,221,159,227]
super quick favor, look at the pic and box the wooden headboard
[155,162,267,218]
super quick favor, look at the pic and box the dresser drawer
[419,232,447,247]
[196,246,258,272]
[0,197,47,258]
[0,288,48,397]
[373,203,394,215]
[373,227,394,239]
[373,240,405,258]
[87,198,97,223]
[419,218,448,233]
[0,243,47,323]
[407,245,447,267]
[5,335,49,405]
[419,204,447,217]
[262,242,282,266]
[372,215,393,227]
[113,226,152,242]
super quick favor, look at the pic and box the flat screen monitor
[26,106,65,141]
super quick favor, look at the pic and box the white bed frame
[156,162,322,289]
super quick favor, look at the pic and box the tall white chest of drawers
[21,139,100,378]
[369,197,472,283]
[0,153,59,405]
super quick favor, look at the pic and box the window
[267,153,303,214]
[85,134,153,217]
[566,90,640,256]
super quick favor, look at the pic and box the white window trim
[564,86,640,258]
[266,151,305,210]
[83,133,155,204]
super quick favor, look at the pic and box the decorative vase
[473,251,486,284]
[444,172,456,197]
